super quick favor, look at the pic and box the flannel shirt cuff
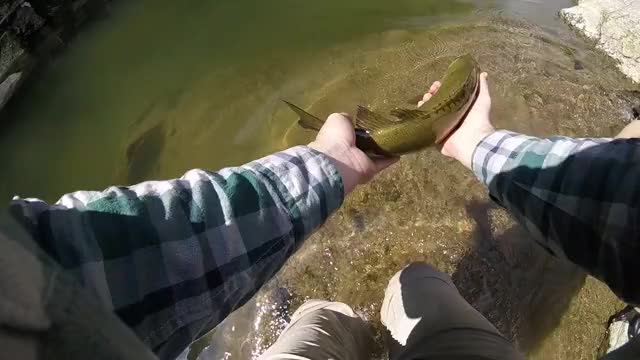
[471,130,539,187]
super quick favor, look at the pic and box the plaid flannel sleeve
[472,130,640,305]
[8,145,344,359]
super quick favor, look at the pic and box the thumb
[318,112,356,145]
[475,72,491,109]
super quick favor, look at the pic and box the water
[0,0,477,201]
[2,0,639,359]
[0,0,578,202]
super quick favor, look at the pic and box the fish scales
[284,54,480,156]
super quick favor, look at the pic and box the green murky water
[2,0,639,359]
[0,0,477,201]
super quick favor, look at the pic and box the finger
[372,156,399,173]
[476,72,491,107]
[429,81,441,94]
[418,93,433,108]
[319,112,356,144]
[323,112,353,126]
[417,81,441,107]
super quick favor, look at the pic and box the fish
[284,54,481,156]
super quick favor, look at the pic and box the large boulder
[561,0,640,83]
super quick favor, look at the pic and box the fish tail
[283,100,325,131]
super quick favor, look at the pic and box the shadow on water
[124,121,165,184]
[120,98,179,185]
[452,200,586,353]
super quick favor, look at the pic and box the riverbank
[561,0,640,83]
[0,0,112,114]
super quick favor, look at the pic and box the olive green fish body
[359,54,480,155]
[284,54,480,156]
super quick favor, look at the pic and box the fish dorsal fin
[355,105,399,131]
[389,108,425,122]
[283,100,325,131]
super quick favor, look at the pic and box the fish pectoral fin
[355,105,400,131]
[283,100,325,131]
[389,108,424,122]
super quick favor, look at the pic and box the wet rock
[618,90,640,120]
[0,32,26,76]
[1,2,47,49]
[0,72,22,109]
[0,0,112,115]
[28,0,74,26]
[561,0,640,83]
[0,31,32,114]
[0,1,23,21]
[9,2,45,45]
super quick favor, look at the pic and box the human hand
[418,72,495,169]
[309,113,398,195]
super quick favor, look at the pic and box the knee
[616,120,640,138]
[384,262,454,307]
[292,300,359,320]
[393,262,452,285]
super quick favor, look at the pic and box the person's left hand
[309,113,398,195]
[419,74,495,170]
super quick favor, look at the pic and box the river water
[2,0,639,359]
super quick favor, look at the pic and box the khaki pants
[259,263,523,360]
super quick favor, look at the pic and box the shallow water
[199,17,638,359]
[1,0,639,359]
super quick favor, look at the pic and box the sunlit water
[1,0,639,359]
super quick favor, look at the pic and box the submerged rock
[561,0,640,83]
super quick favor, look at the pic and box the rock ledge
[561,0,640,83]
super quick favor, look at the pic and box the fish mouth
[434,74,481,144]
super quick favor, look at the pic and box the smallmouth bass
[284,54,481,156]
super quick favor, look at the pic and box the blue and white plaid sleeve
[9,145,344,359]
[472,130,640,305]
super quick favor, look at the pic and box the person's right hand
[309,113,398,195]
[418,72,495,170]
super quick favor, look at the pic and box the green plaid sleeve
[9,145,344,359]
[472,130,640,305]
